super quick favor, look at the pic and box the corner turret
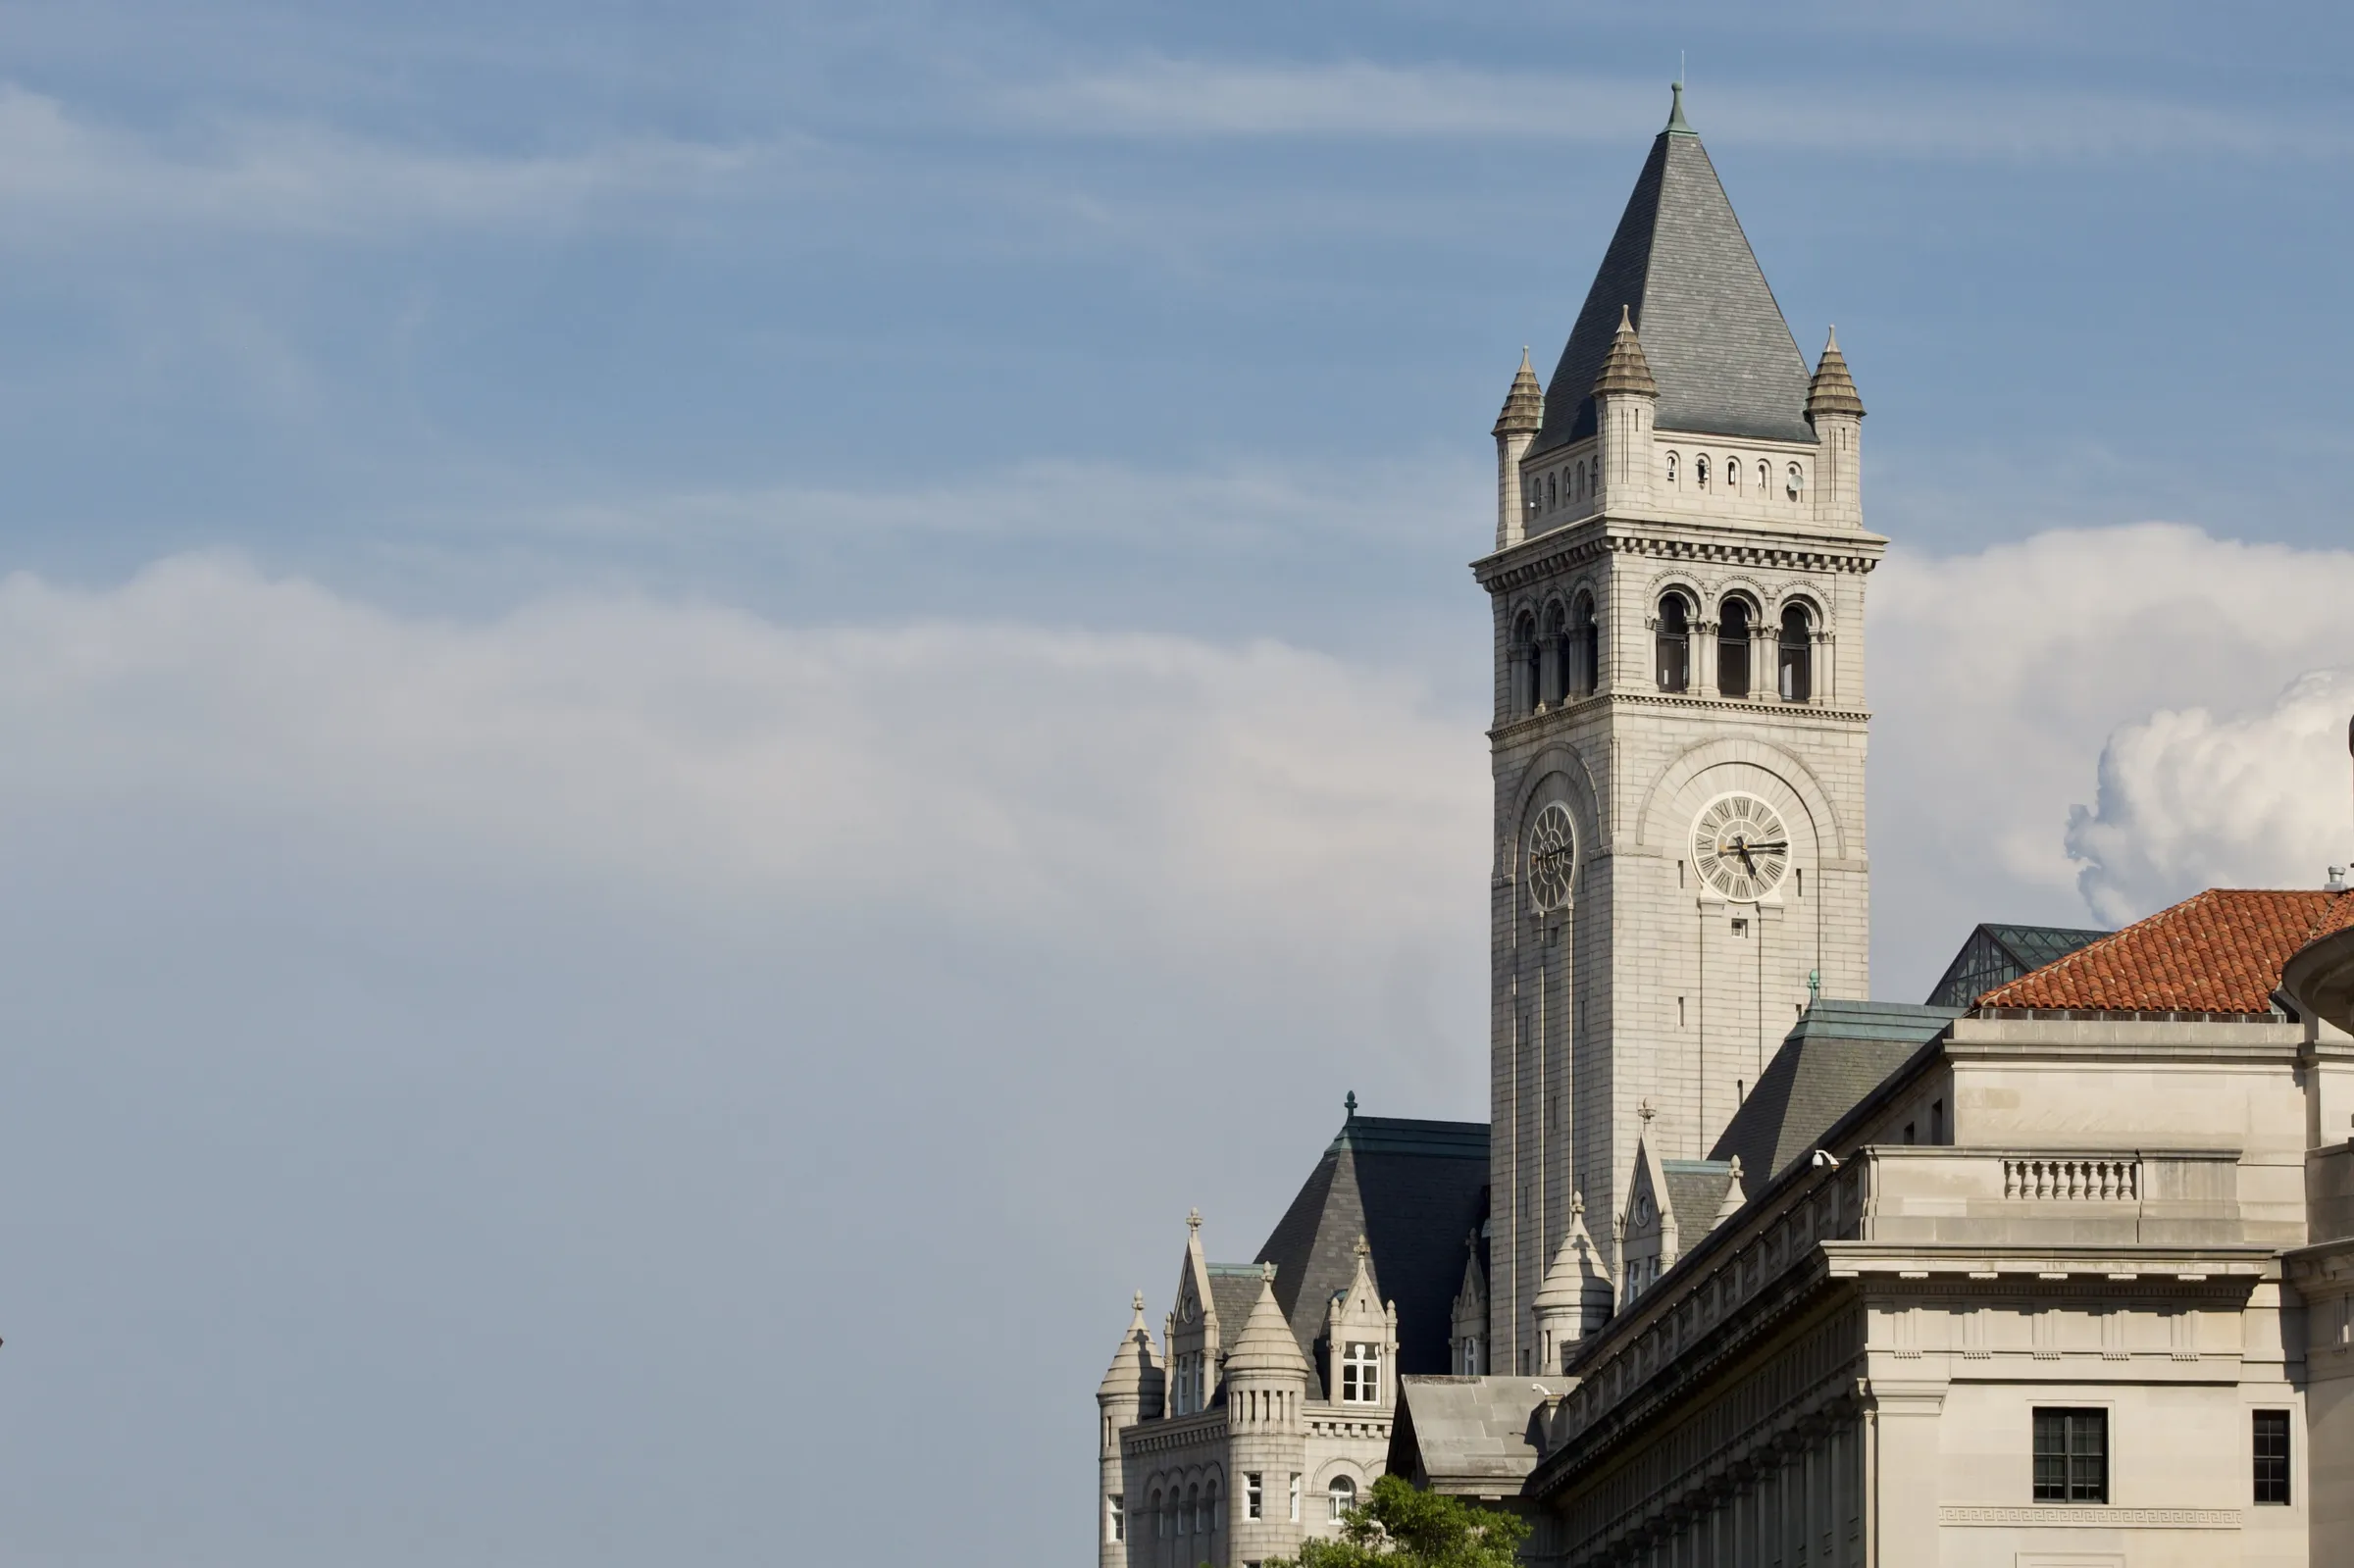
[1225,1266,1312,1563]
[1591,305,1659,514]
[1530,1191,1615,1377]
[1493,349,1544,549]
[1806,327,1865,526]
[1097,1291,1163,1567]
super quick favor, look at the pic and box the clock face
[1526,802,1576,912]
[1692,793,1790,902]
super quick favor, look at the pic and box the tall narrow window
[1758,459,1769,493]
[1778,603,1814,702]
[1656,592,1692,693]
[1571,591,1599,696]
[1151,1490,1165,1538]
[1930,1099,1945,1143]
[1246,1474,1263,1521]
[1108,1494,1125,1543]
[2033,1408,2108,1502]
[1199,1482,1214,1535]
[1179,1485,1195,1535]
[1542,599,1569,707]
[1341,1342,1381,1403]
[2254,1410,2291,1504]
[1510,610,1538,717]
[1717,598,1752,698]
[1289,1473,1302,1522]
[1696,453,1711,490]
[1547,472,1558,511]
[1328,1475,1356,1522]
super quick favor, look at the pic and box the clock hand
[1736,841,1758,875]
[1746,839,1788,853]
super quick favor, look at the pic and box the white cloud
[0,553,1484,960]
[0,84,768,242]
[2066,669,2354,924]
[1868,523,2354,986]
[1000,58,2306,160]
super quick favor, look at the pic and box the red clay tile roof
[1974,888,2354,1015]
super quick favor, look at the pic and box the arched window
[1695,453,1710,490]
[1328,1475,1357,1522]
[1510,609,1538,717]
[1718,597,1752,699]
[1758,459,1769,493]
[1655,591,1691,693]
[1181,1484,1197,1535]
[1151,1490,1165,1538]
[1571,591,1599,697]
[1726,455,1742,493]
[1665,451,1679,485]
[1201,1481,1217,1535]
[1779,603,1814,702]
[1575,459,1587,500]
[1547,472,1558,511]
[1785,463,1803,502]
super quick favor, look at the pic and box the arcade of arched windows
[1648,587,1824,703]
[1506,589,1602,719]
[1660,447,1808,504]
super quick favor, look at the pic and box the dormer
[1321,1236,1399,1411]
[1163,1209,1221,1417]
[1447,1232,1489,1375]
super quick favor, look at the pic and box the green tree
[1262,1475,1529,1568]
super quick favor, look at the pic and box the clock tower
[1474,86,1882,1372]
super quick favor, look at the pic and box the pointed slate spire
[1225,1265,1312,1378]
[1806,326,1867,422]
[1492,346,1544,438]
[1537,84,1814,451]
[1591,305,1659,400]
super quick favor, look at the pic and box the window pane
[2034,1408,2106,1503]
[2254,1410,2291,1504]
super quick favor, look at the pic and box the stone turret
[1097,1291,1163,1567]
[1224,1265,1311,1562]
[1592,305,1658,514]
[1493,348,1544,550]
[1806,326,1865,527]
[1530,1191,1615,1377]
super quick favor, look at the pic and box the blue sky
[1,4,2353,1564]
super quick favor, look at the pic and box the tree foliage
[1262,1475,1529,1568]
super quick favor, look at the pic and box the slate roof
[1254,1114,1489,1399]
[1975,888,2354,1015]
[1660,1159,1736,1235]
[1926,923,2109,1008]
[1709,1001,1960,1196]
[1533,88,1815,454]
[1205,1264,1268,1348]
[1388,1376,1546,1493]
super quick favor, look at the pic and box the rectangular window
[2033,1408,2108,1503]
[1930,1099,1945,1143]
[2254,1410,2291,1504]
[1289,1473,1302,1522]
[1341,1342,1380,1403]
[1246,1473,1263,1521]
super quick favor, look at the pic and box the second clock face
[1526,801,1576,912]
[1692,793,1790,901]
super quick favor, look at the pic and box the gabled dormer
[1163,1209,1220,1417]
[1321,1236,1399,1410]
[1619,1136,1741,1306]
[1447,1232,1488,1376]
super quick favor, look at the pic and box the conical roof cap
[1224,1266,1313,1380]
[1492,347,1544,437]
[1098,1291,1163,1397]
[1806,327,1866,421]
[1591,305,1659,400]
[1532,1191,1613,1311]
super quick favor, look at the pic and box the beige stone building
[1096,83,2354,1565]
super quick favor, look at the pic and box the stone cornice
[1472,517,1887,595]
[1488,690,1869,743]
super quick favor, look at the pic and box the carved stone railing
[2003,1156,2139,1201]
